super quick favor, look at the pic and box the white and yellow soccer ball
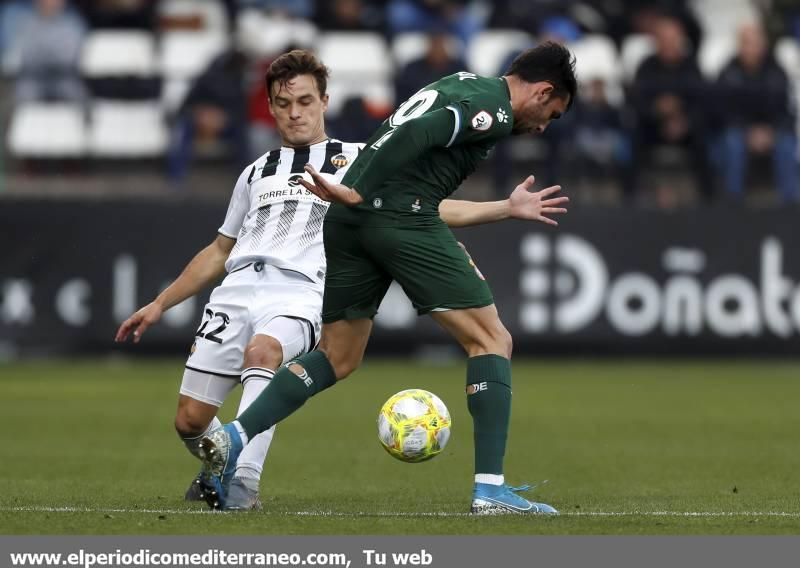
[377,389,452,463]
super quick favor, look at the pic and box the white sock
[234,367,276,480]
[181,416,222,460]
[475,474,504,486]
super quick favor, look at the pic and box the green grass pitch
[1,358,799,535]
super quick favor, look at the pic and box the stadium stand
[0,0,797,205]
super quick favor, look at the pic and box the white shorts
[179,315,312,406]
[184,262,323,379]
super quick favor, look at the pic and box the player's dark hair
[266,49,329,101]
[506,42,577,110]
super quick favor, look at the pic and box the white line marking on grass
[3,506,800,518]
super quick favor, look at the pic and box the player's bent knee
[317,347,360,381]
[174,414,208,438]
[174,401,215,438]
[484,324,513,359]
[243,335,283,370]
[333,358,359,381]
[465,321,513,359]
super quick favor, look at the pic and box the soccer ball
[377,389,452,463]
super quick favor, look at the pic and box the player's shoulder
[240,147,282,184]
[435,73,511,115]
[333,139,363,156]
[434,72,507,96]
[435,74,512,135]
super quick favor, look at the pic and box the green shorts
[321,220,494,323]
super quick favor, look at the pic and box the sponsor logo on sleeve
[471,110,493,131]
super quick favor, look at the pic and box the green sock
[236,351,337,439]
[466,354,512,475]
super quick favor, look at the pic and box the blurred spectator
[387,0,485,46]
[488,0,608,38]
[74,0,156,30]
[328,97,387,142]
[12,0,87,103]
[538,15,581,44]
[573,78,633,195]
[488,0,701,48]
[604,0,702,50]
[315,0,384,32]
[167,50,250,187]
[0,1,33,58]
[394,31,465,103]
[715,22,798,204]
[488,0,574,33]
[630,17,712,203]
[246,58,281,159]
[762,0,800,40]
[240,0,314,20]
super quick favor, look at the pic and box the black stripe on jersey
[290,146,311,173]
[299,202,327,248]
[319,141,343,174]
[260,149,281,178]
[246,164,256,184]
[249,204,272,249]
[270,200,299,248]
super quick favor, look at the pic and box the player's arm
[116,165,251,344]
[298,108,455,205]
[438,176,568,228]
[114,235,235,343]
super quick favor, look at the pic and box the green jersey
[326,72,514,226]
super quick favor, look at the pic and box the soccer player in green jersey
[200,42,577,514]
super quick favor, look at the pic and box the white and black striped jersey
[219,138,362,284]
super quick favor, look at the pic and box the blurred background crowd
[0,0,798,207]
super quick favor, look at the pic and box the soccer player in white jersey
[115,49,567,511]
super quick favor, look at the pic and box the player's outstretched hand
[298,164,364,206]
[508,175,568,226]
[114,302,163,344]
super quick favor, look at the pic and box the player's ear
[321,93,329,113]
[539,83,554,101]
[267,97,276,118]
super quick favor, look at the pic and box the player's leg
[212,333,282,511]
[200,318,375,508]
[182,286,251,502]
[200,221,391,482]
[431,307,556,515]
[233,318,374,441]
[432,305,513,487]
[385,226,556,514]
[230,220,388,439]
[175,370,237,500]
[224,318,313,511]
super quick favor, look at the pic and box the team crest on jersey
[496,108,509,123]
[411,198,421,212]
[330,153,349,169]
[471,110,493,131]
